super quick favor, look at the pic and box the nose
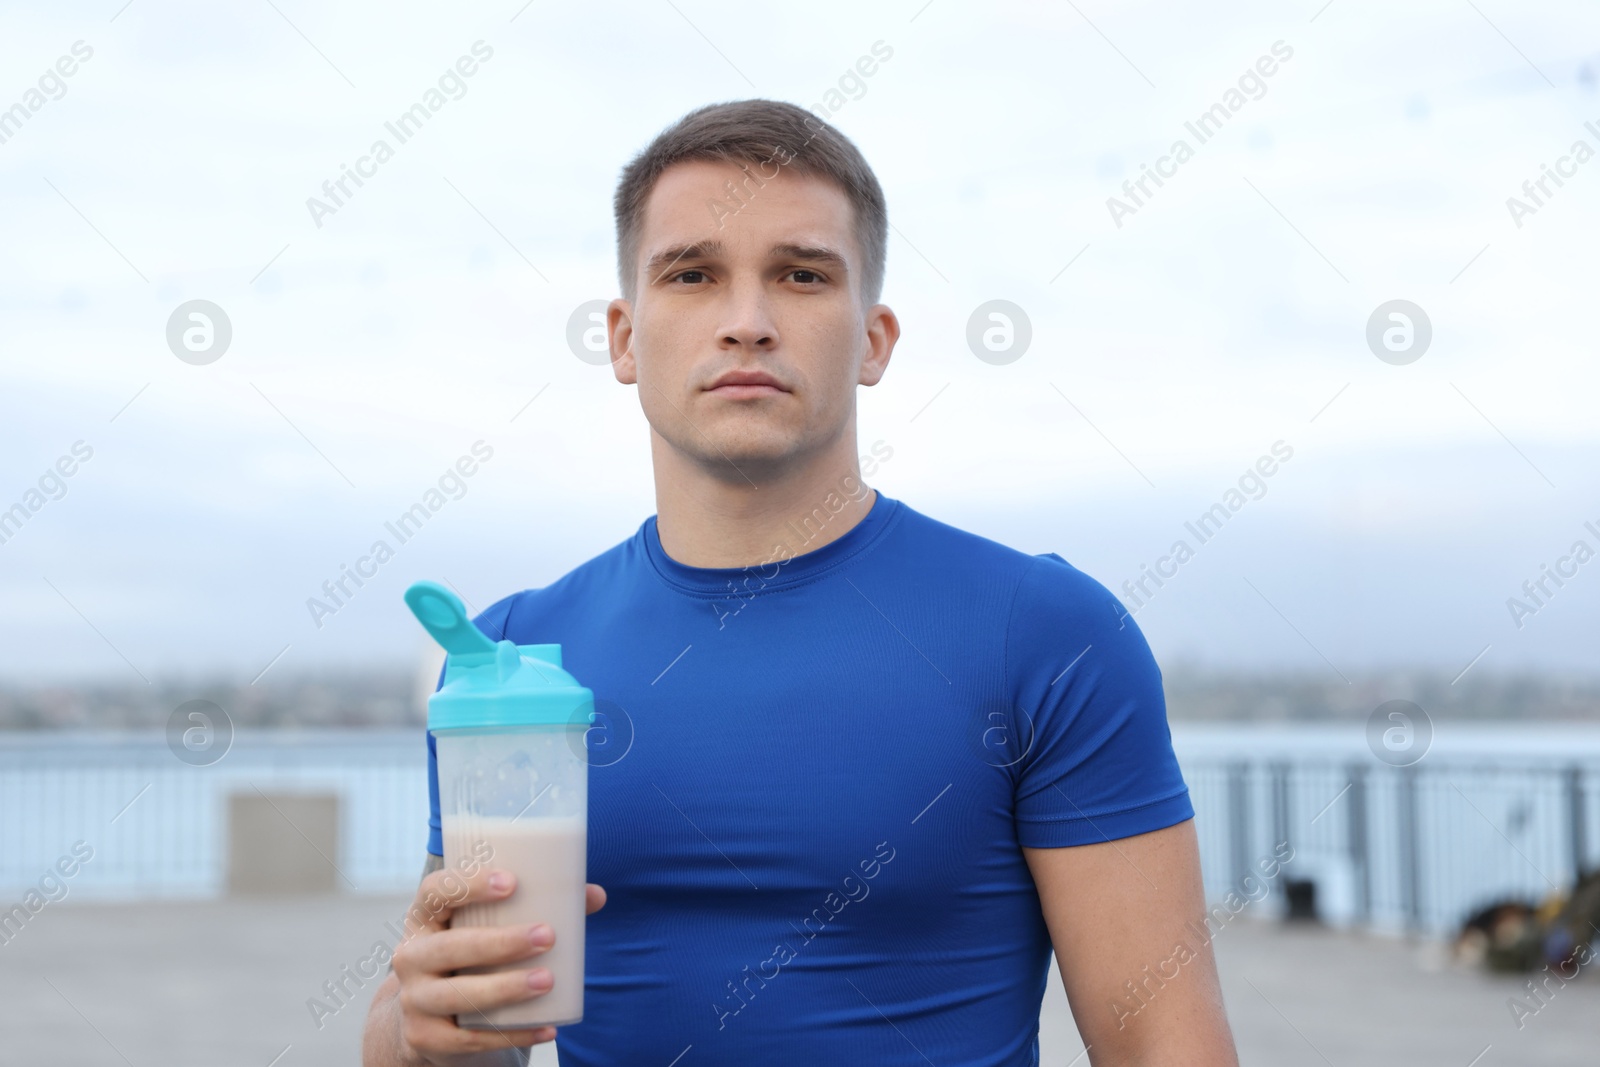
[717,280,778,351]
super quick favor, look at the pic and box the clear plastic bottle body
[435,723,588,1029]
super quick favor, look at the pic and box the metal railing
[3,731,1594,939]
[0,731,428,899]
[1184,757,1598,936]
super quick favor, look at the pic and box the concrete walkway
[0,895,1593,1065]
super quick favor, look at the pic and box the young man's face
[609,158,897,485]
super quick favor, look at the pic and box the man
[364,99,1238,1066]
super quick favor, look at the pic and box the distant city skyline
[5,663,1597,731]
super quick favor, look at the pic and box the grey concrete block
[227,792,340,895]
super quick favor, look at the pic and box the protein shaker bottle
[404,580,593,1030]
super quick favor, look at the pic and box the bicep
[1024,819,1237,1066]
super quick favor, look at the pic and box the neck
[650,427,875,569]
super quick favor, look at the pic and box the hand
[389,865,607,1064]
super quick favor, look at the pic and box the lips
[706,370,788,394]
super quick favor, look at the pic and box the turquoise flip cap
[404,580,593,730]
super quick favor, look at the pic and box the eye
[789,269,824,284]
[672,269,708,284]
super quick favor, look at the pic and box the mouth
[705,371,789,398]
[706,382,786,399]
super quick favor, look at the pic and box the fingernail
[490,872,512,891]
[529,923,553,948]
[527,967,552,990]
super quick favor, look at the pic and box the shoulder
[895,502,1124,624]
[888,503,1147,683]
[1008,549,1153,661]
[467,525,643,638]
[1009,551,1131,635]
[889,501,1044,585]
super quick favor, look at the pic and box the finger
[586,883,607,915]
[409,866,518,933]
[405,967,553,1019]
[403,1013,556,1055]
[399,922,554,975]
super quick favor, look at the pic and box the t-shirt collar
[642,488,899,598]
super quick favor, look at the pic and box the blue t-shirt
[426,489,1192,1065]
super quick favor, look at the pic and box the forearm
[1087,990,1238,1067]
[363,852,531,1067]
[363,975,425,1067]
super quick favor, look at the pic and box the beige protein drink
[405,580,595,1033]
[444,813,588,1029]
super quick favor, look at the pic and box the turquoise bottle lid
[404,580,593,731]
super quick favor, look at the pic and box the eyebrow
[644,240,850,285]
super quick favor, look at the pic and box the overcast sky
[2,0,1598,687]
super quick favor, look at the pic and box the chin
[700,436,804,477]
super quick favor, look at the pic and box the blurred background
[2,0,1598,1063]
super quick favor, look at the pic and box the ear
[858,303,899,387]
[608,298,636,384]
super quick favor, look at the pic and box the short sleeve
[1007,554,1193,848]
[425,591,522,856]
